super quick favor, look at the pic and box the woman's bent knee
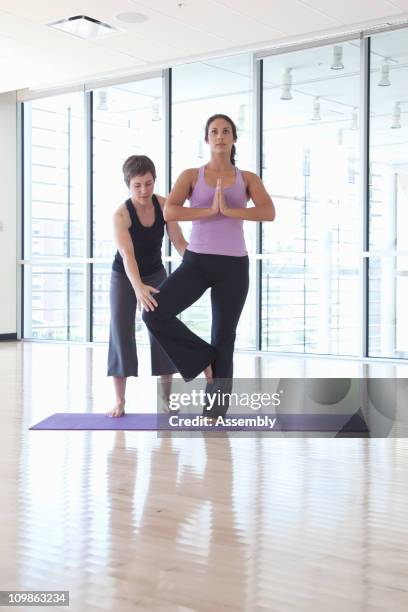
[142,308,168,329]
[142,309,156,328]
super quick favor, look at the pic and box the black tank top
[112,195,165,276]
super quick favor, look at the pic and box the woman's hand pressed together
[135,283,160,312]
[217,178,230,216]
[210,179,221,216]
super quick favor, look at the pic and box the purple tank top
[188,165,248,256]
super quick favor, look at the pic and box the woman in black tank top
[107,155,188,417]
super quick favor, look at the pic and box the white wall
[0,92,17,335]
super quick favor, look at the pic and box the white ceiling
[0,0,407,94]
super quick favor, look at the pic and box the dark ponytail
[230,144,236,166]
[204,114,238,166]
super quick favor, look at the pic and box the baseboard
[0,333,17,341]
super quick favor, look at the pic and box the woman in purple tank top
[143,114,275,418]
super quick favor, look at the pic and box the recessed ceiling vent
[48,15,116,39]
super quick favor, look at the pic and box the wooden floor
[1,341,408,611]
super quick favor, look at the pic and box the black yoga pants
[107,267,178,378]
[142,249,249,416]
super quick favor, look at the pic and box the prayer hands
[209,178,229,216]
[217,178,229,215]
[210,181,220,216]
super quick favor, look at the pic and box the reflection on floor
[1,341,408,611]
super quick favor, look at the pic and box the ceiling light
[311,97,321,121]
[48,15,116,39]
[331,45,344,70]
[152,98,161,122]
[261,136,268,170]
[337,129,343,146]
[302,146,310,176]
[391,102,401,129]
[351,107,358,130]
[97,90,108,111]
[378,61,391,86]
[197,140,204,159]
[237,104,246,131]
[280,68,292,101]
[347,155,356,184]
[116,12,148,24]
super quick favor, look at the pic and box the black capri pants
[142,250,249,416]
[107,266,178,378]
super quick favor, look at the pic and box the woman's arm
[219,171,275,221]
[156,196,188,256]
[166,223,188,256]
[113,209,159,311]
[164,169,219,222]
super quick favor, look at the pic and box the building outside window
[23,92,85,341]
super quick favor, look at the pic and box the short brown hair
[122,155,156,187]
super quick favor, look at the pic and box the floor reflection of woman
[107,433,247,609]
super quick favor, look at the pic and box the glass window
[92,78,165,260]
[24,265,85,341]
[262,41,361,355]
[21,29,408,363]
[368,29,408,357]
[24,93,85,259]
[23,93,86,341]
[172,53,256,349]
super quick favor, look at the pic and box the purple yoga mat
[29,413,161,430]
[29,412,369,432]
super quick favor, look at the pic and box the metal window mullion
[17,101,24,340]
[164,68,172,274]
[360,37,370,358]
[23,102,33,338]
[85,91,93,342]
[254,56,263,351]
[66,106,71,340]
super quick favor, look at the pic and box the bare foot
[158,391,179,413]
[106,401,125,418]
[205,417,216,426]
[161,403,180,414]
[204,363,213,384]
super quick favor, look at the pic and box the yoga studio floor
[1,341,408,612]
